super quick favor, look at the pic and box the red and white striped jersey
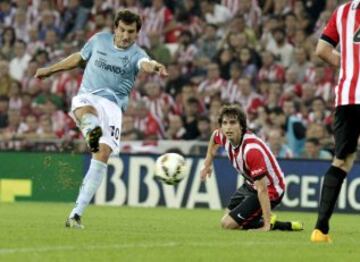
[257,63,285,83]
[175,44,198,66]
[221,79,239,103]
[213,129,285,200]
[141,6,174,43]
[143,92,176,122]
[233,91,264,114]
[198,78,227,105]
[321,1,360,106]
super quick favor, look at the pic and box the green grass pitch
[0,202,359,262]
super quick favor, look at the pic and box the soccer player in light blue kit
[35,10,168,228]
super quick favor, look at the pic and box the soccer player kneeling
[201,105,303,231]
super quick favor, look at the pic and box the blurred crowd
[0,0,344,159]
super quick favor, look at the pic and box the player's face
[221,115,242,145]
[114,21,138,48]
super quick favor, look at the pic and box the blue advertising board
[92,154,360,213]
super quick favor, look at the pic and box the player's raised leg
[74,105,102,153]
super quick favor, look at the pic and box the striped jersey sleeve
[243,147,267,180]
[213,129,225,146]
[321,8,339,47]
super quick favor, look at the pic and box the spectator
[173,30,198,74]
[266,128,294,159]
[9,40,31,81]
[62,0,90,37]
[222,15,257,48]
[200,0,232,26]
[234,77,263,115]
[8,81,22,110]
[293,0,312,33]
[215,48,233,80]
[143,81,176,126]
[0,0,337,157]
[164,114,186,140]
[196,23,221,60]
[0,26,16,60]
[269,107,306,157]
[302,137,332,160]
[238,47,258,83]
[133,101,164,140]
[18,113,39,140]
[283,68,302,98]
[306,122,334,154]
[37,114,57,139]
[43,30,62,60]
[307,96,332,125]
[289,47,312,82]
[258,51,285,83]
[141,0,179,45]
[164,63,188,98]
[237,0,262,33]
[196,115,211,141]
[221,61,241,103]
[198,62,226,107]
[0,0,16,27]
[12,9,29,42]
[182,97,200,140]
[121,115,142,141]
[266,28,294,68]
[284,12,298,44]
[20,92,33,118]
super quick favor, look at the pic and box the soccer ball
[154,153,186,185]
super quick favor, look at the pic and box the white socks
[80,113,100,137]
[69,159,107,218]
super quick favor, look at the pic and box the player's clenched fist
[34,67,52,79]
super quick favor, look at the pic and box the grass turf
[0,202,359,262]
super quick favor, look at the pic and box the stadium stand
[0,0,338,158]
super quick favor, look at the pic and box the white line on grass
[0,241,312,255]
[0,242,178,255]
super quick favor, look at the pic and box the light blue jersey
[79,32,149,111]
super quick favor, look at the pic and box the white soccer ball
[154,153,186,185]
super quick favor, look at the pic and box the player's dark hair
[114,9,142,32]
[218,104,247,132]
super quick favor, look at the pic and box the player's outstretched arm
[140,60,169,77]
[34,52,84,79]
[200,131,220,181]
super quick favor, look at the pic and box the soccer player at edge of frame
[310,0,360,243]
[34,9,168,229]
[200,104,303,232]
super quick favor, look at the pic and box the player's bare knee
[221,215,239,230]
[93,144,112,163]
[74,106,98,120]
[333,155,354,172]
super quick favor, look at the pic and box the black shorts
[333,105,360,159]
[227,183,283,227]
